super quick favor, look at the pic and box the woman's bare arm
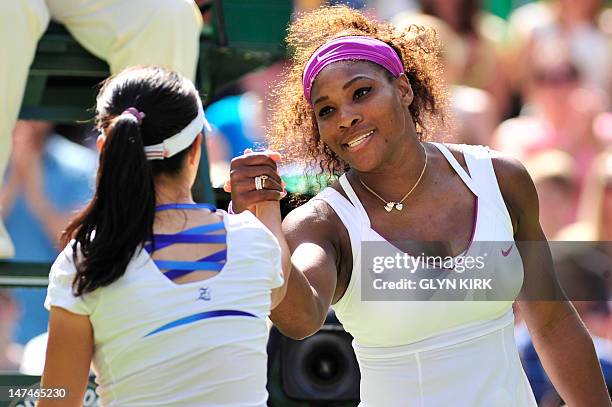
[37,307,93,407]
[494,153,611,407]
[269,200,340,339]
[256,200,292,309]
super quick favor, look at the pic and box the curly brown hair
[267,5,449,179]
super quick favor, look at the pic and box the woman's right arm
[255,200,292,309]
[37,307,93,407]
[227,151,293,309]
[228,151,338,339]
[268,201,339,339]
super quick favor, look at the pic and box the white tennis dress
[313,143,537,406]
[45,210,283,406]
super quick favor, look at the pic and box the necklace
[359,147,428,212]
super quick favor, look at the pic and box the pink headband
[302,36,405,104]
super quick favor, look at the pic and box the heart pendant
[384,202,394,212]
[395,203,403,211]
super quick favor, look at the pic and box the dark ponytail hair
[62,66,201,296]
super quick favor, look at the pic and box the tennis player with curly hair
[228,6,611,406]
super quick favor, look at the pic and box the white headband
[144,98,211,160]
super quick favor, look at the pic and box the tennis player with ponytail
[38,66,290,406]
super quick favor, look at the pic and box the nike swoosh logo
[317,46,343,63]
[501,244,513,257]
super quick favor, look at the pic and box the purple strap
[302,36,405,104]
[122,107,145,124]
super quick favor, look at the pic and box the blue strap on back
[154,260,224,271]
[144,222,225,253]
[147,203,227,279]
[145,310,258,338]
[156,203,217,212]
[163,250,227,280]
[153,234,226,244]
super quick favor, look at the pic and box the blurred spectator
[295,0,347,12]
[294,0,326,11]
[1,122,95,255]
[366,0,415,20]
[206,93,264,166]
[19,332,48,376]
[402,0,514,120]
[205,61,287,187]
[507,0,555,42]
[0,122,96,344]
[0,0,203,258]
[509,0,612,93]
[524,150,578,239]
[594,111,612,145]
[0,290,22,372]
[294,0,420,20]
[294,0,371,13]
[492,46,607,188]
[392,13,497,145]
[577,148,612,242]
[555,149,612,310]
[205,92,262,187]
[601,6,612,37]
[518,247,612,405]
[558,148,612,243]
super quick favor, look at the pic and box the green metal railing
[0,262,49,287]
[20,0,291,121]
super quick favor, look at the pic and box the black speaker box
[267,311,360,406]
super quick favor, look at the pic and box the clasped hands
[224,149,286,214]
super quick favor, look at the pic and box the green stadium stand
[20,0,291,122]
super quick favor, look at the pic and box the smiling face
[310,61,415,172]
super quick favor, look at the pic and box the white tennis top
[45,210,283,406]
[313,143,537,406]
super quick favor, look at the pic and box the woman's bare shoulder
[283,197,342,241]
